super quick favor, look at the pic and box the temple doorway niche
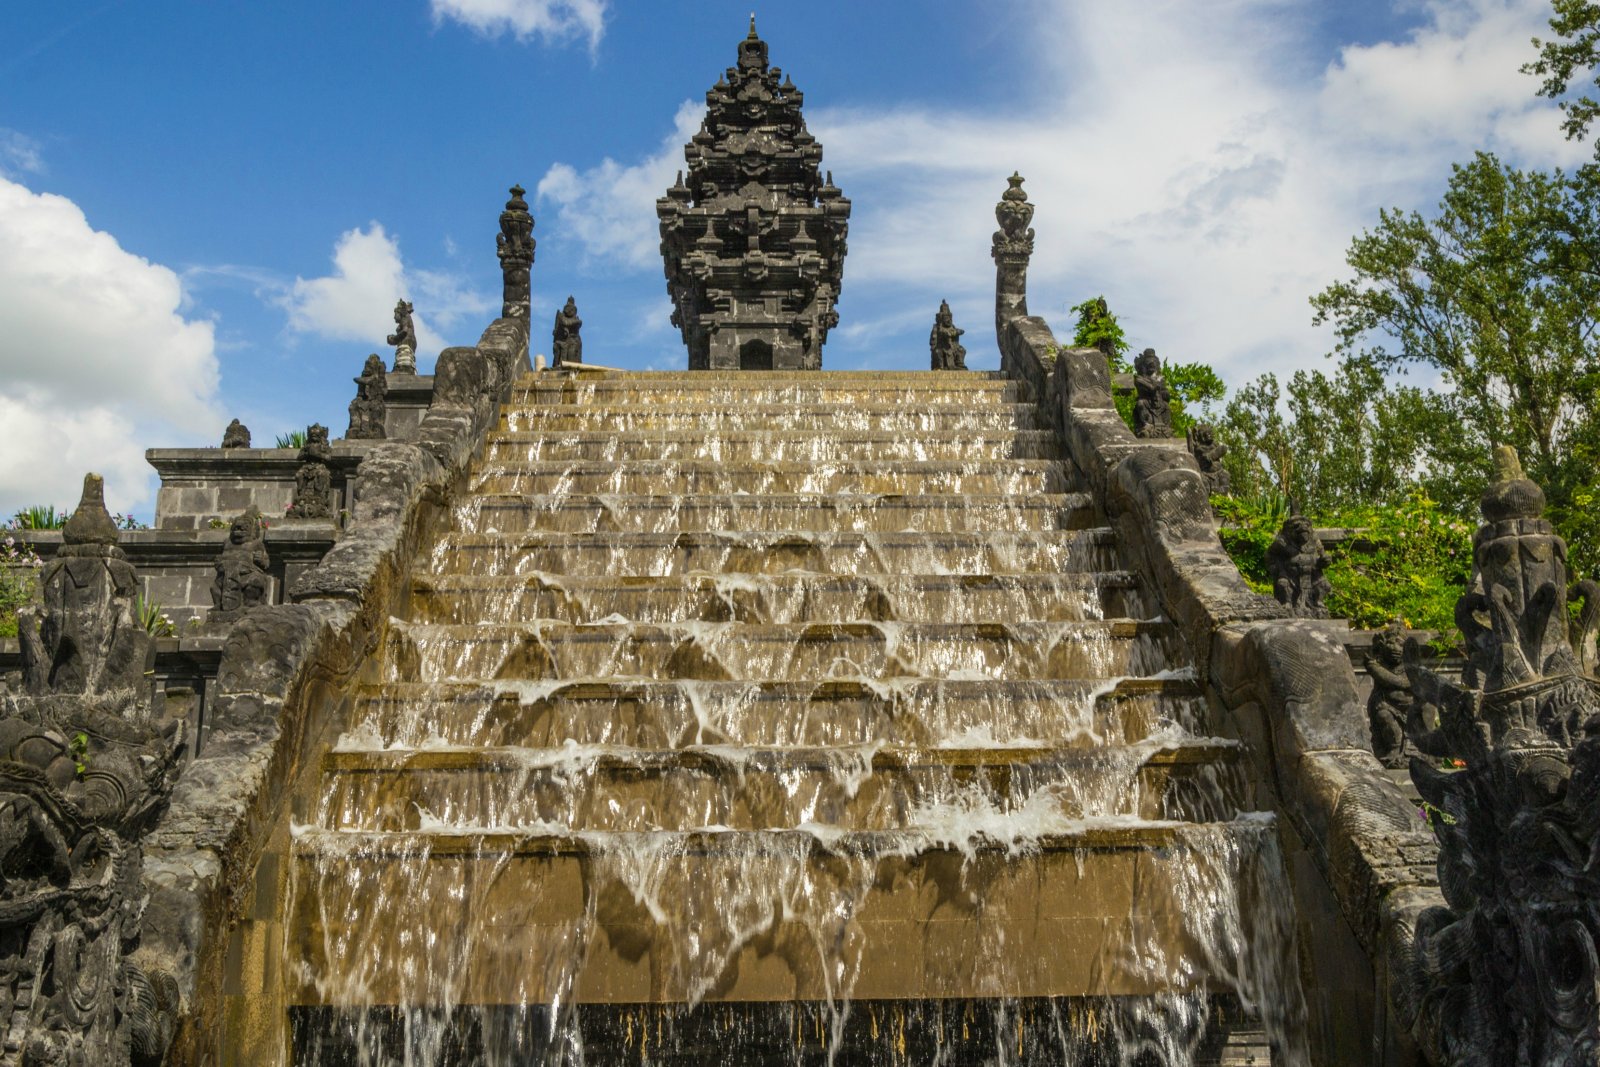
[740,339,774,370]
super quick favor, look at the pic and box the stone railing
[135,317,529,1062]
[990,179,1440,1064]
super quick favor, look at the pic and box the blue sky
[0,0,1589,517]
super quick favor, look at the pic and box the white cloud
[0,130,43,177]
[431,0,607,51]
[0,175,219,517]
[535,0,1585,386]
[281,223,493,359]
[537,101,701,271]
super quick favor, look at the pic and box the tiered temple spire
[657,18,850,370]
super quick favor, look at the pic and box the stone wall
[133,317,529,1064]
[998,313,1440,1065]
[14,527,338,630]
[148,446,369,531]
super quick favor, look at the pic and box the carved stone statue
[221,418,251,449]
[209,506,270,620]
[552,296,583,367]
[1393,446,1600,1065]
[17,474,152,697]
[1132,348,1174,439]
[1266,514,1331,618]
[346,354,388,440]
[4,472,184,1063]
[286,424,334,521]
[1185,423,1230,496]
[0,695,185,1067]
[929,300,967,371]
[496,184,536,320]
[1364,619,1412,768]
[991,173,1035,335]
[386,300,417,374]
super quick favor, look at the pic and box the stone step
[503,402,1042,433]
[407,570,1143,626]
[451,491,1099,535]
[285,818,1278,1006]
[378,619,1177,684]
[513,379,1030,406]
[468,459,1074,497]
[344,676,1205,751]
[483,429,1066,463]
[429,529,1120,578]
[287,996,1270,1067]
[320,739,1244,833]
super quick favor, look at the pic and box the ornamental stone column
[991,172,1035,343]
[497,184,536,320]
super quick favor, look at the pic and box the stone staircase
[282,371,1300,1065]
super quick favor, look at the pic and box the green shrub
[10,505,67,529]
[1214,489,1472,639]
[275,430,307,449]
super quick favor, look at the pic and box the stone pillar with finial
[991,172,1035,343]
[497,184,536,320]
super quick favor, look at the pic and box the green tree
[1308,152,1600,569]
[1528,0,1600,150]
[1069,296,1224,435]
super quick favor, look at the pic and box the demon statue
[386,300,417,374]
[1366,619,1413,768]
[1393,446,1600,1065]
[929,300,967,371]
[6,473,185,1065]
[285,424,334,521]
[1267,514,1332,619]
[551,297,582,368]
[345,354,387,441]
[1132,348,1174,439]
[1186,423,1230,497]
[219,419,250,449]
[209,506,270,622]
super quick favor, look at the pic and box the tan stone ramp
[276,371,1297,1065]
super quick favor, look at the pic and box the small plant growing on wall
[0,535,41,639]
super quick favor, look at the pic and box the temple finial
[748,13,757,37]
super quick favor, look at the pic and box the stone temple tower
[657,18,851,370]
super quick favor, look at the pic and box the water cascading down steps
[286,371,1303,1065]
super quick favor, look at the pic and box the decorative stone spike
[387,299,418,374]
[991,172,1035,338]
[1266,514,1331,618]
[221,418,251,448]
[17,473,151,696]
[346,353,388,440]
[1393,447,1600,1065]
[210,504,270,620]
[286,424,334,520]
[657,21,850,370]
[497,184,535,320]
[929,300,967,371]
[1132,348,1174,439]
[552,296,583,367]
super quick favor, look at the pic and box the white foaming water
[281,375,1308,1067]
